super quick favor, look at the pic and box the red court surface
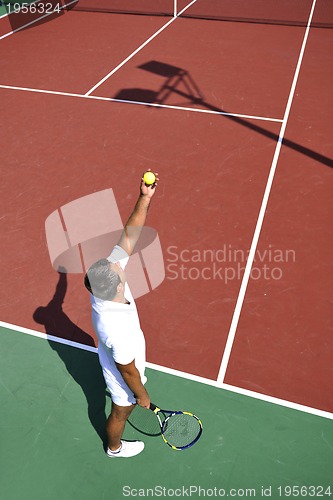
[1,0,332,416]
[225,23,333,412]
[0,12,167,92]
[89,18,305,118]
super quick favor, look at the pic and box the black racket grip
[150,403,157,411]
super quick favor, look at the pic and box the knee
[111,403,133,421]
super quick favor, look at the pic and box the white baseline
[1,320,332,421]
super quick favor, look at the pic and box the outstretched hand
[140,170,159,198]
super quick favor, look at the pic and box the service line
[0,83,283,122]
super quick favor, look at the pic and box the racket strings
[162,413,201,448]
[128,405,163,436]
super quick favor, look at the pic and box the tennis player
[84,173,158,458]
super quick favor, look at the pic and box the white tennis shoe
[106,440,144,458]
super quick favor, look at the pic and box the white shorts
[103,367,148,407]
[106,375,136,406]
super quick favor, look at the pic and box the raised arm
[117,172,158,256]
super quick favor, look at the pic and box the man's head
[84,259,126,300]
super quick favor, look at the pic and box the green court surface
[1,326,332,500]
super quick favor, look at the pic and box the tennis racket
[150,403,202,450]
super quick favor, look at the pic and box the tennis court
[1,0,332,498]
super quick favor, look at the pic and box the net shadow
[2,0,332,36]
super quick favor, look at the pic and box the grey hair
[84,259,121,300]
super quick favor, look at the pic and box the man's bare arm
[117,174,158,256]
[116,360,150,409]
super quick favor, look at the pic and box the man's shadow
[33,270,108,448]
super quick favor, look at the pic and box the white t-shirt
[90,245,146,405]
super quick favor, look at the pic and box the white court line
[216,0,318,384]
[1,320,332,421]
[84,0,198,96]
[0,83,283,122]
[0,0,78,40]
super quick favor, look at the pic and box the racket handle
[150,403,157,411]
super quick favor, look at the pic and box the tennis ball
[143,171,156,185]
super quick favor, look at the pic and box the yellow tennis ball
[143,171,156,185]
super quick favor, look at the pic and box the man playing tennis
[84,173,158,458]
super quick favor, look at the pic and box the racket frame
[150,403,203,450]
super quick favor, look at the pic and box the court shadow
[33,270,108,448]
[113,60,333,169]
[114,88,159,104]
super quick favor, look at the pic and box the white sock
[108,443,122,454]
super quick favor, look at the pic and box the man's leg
[107,401,135,451]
